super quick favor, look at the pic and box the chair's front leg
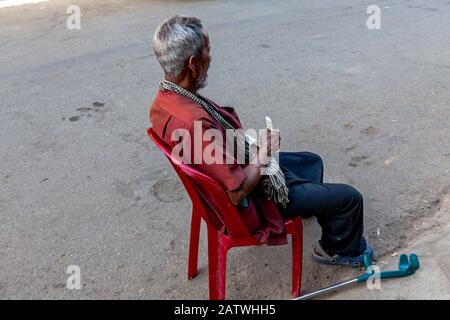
[207,225,227,300]
[188,208,201,279]
[291,219,303,298]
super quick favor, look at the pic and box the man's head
[152,15,211,92]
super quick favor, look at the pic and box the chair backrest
[147,128,252,238]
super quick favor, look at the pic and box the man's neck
[164,75,197,93]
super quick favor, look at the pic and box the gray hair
[152,15,206,79]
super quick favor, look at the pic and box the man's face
[195,32,212,91]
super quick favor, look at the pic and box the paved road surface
[0,0,449,299]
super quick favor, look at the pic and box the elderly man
[149,15,373,266]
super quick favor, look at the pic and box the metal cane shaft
[294,278,359,300]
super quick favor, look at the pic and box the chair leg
[207,225,227,300]
[188,209,201,280]
[291,219,303,298]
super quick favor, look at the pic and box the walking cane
[294,253,420,300]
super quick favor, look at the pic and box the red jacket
[150,90,287,245]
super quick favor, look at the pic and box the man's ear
[187,55,197,76]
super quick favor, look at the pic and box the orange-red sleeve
[186,117,246,191]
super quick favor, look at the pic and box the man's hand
[226,164,262,206]
[225,129,281,206]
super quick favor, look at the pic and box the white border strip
[0,0,49,9]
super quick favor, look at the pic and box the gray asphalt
[0,0,449,299]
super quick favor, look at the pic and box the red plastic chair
[147,128,303,299]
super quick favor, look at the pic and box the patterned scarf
[158,79,289,208]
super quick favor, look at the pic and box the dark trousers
[277,152,365,257]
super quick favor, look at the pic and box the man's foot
[312,240,375,268]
